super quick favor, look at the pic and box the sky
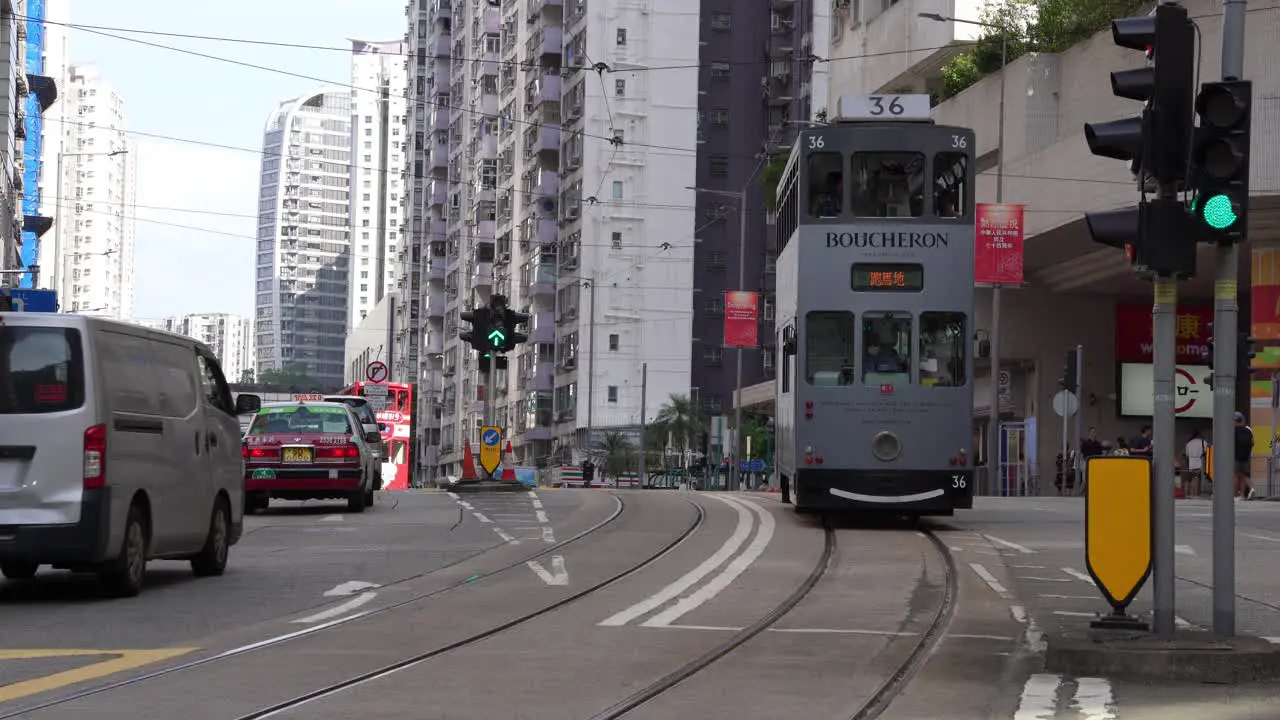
[65,0,406,319]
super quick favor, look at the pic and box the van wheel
[101,506,148,598]
[191,498,230,577]
[0,561,38,580]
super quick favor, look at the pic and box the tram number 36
[952,475,967,489]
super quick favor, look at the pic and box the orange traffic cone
[461,443,477,480]
[501,441,517,482]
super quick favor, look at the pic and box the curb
[1046,630,1280,683]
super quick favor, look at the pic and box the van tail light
[316,444,361,464]
[84,424,107,489]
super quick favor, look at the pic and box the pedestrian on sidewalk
[1185,430,1208,497]
[1233,412,1257,500]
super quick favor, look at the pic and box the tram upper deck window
[862,312,912,386]
[920,312,967,387]
[805,311,855,386]
[933,152,968,219]
[851,152,926,218]
[807,152,844,219]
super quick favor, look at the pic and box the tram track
[589,518,958,720]
[1,492,705,719]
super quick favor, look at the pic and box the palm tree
[591,431,635,483]
[655,393,704,469]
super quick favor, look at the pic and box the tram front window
[807,152,844,218]
[920,312,967,387]
[851,152,925,218]
[805,311,855,386]
[862,312,912,385]
[934,152,968,219]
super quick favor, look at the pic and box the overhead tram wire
[2,107,1139,199]
[17,7,1275,74]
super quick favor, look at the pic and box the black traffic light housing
[1240,333,1258,378]
[1083,3,1197,279]
[477,353,510,373]
[501,308,531,353]
[1188,80,1252,245]
[582,459,596,485]
[459,307,492,353]
[1060,350,1079,393]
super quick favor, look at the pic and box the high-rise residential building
[21,0,66,291]
[252,88,353,389]
[51,63,136,319]
[348,39,408,338]
[1,2,29,285]
[162,313,255,383]
[688,1,827,439]
[403,0,700,483]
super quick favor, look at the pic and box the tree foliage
[936,0,1146,103]
[257,363,319,390]
[760,154,788,212]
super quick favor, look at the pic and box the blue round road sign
[482,429,500,446]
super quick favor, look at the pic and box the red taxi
[241,401,380,513]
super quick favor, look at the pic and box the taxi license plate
[282,447,313,464]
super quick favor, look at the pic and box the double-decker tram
[773,94,975,516]
[337,381,416,490]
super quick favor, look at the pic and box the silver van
[0,313,256,597]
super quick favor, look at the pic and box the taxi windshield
[248,406,352,436]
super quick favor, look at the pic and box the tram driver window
[862,312,912,386]
[807,152,844,218]
[851,152,926,218]
[919,312,967,387]
[934,152,968,219]
[805,311,855,386]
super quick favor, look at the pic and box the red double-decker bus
[338,382,415,490]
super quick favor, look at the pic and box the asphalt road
[4,491,1277,718]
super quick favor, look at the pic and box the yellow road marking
[0,647,197,703]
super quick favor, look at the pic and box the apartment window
[611,231,623,249]
[365,115,373,122]
[485,34,500,53]
[608,333,619,351]
[710,63,731,80]
[711,13,732,30]
[711,109,729,126]
[616,28,627,45]
[615,79,625,96]
[612,181,623,199]
[607,386,618,403]
[365,128,372,136]
[360,284,369,291]
[705,297,724,314]
[364,155,372,162]
[707,251,726,269]
[361,271,369,279]
[705,348,723,364]
[708,155,729,176]
[363,193,371,201]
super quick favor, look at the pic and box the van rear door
[0,322,89,526]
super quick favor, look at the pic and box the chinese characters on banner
[723,291,759,349]
[1113,301,1213,365]
[974,203,1025,285]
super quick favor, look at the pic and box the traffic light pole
[1152,278,1178,637]
[987,30,1008,498]
[1211,0,1248,638]
[483,353,497,480]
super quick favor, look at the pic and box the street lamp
[51,148,129,297]
[920,12,1010,491]
[687,152,768,492]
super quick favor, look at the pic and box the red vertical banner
[974,203,1026,285]
[723,291,759,349]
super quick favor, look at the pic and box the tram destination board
[850,262,924,292]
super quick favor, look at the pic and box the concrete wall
[344,292,392,386]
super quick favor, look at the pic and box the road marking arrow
[526,555,568,586]
[323,580,381,597]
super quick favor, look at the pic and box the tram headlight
[872,432,902,462]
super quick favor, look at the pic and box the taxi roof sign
[1085,456,1153,622]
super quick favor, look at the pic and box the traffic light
[1083,3,1197,278]
[485,294,511,353]
[582,460,595,486]
[1060,350,1079,393]
[1188,80,1252,244]
[477,353,509,373]
[500,308,530,353]
[1240,332,1258,379]
[459,306,492,353]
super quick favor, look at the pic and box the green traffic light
[487,329,505,347]
[1197,193,1238,230]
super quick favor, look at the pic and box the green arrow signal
[487,329,505,347]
